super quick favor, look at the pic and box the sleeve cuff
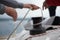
[0,4,5,15]
[18,3,24,9]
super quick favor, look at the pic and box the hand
[5,6,17,21]
[42,1,48,10]
[23,4,40,10]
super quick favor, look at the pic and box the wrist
[23,4,27,8]
[23,4,30,8]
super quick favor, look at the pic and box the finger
[7,11,17,21]
[33,6,40,10]
[30,4,40,10]
[11,10,17,21]
[27,4,33,9]
[9,8,17,21]
[45,5,48,9]
[45,5,46,9]
[13,12,17,21]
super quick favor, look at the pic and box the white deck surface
[1,28,60,40]
[15,28,60,40]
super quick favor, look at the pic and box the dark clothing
[45,0,60,17]
[0,4,5,14]
[0,0,23,14]
[0,0,23,8]
[48,6,57,17]
[46,0,60,6]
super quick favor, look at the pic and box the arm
[0,0,23,8]
[0,0,40,10]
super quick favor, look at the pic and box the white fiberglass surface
[0,0,60,39]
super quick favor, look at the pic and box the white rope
[7,8,44,40]
[6,8,60,40]
[7,9,31,40]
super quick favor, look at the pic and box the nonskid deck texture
[1,26,60,40]
[17,26,60,40]
[26,29,60,40]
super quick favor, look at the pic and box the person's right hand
[23,4,40,10]
[5,6,17,21]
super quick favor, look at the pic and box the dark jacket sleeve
[0,0,24,8]
[0,4,5,14]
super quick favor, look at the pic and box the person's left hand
[42,1,48,10]
[23,4,40,10]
